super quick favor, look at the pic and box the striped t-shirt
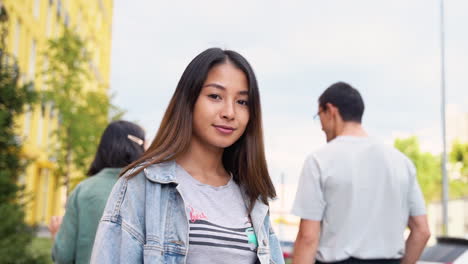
[175,164,258,264]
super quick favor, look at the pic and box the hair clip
[128,134,144,146]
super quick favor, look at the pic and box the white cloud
[384,104,468,154]
[110,0,468,184]
[264,114,326,183]
[386,127,442,154]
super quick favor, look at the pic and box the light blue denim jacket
[91,161,284,264]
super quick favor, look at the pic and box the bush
[0,47,47,263]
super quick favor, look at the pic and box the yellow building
[0,0,113,225]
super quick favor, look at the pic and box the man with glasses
[292,82,430,264]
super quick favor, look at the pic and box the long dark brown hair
[122,48,276,211]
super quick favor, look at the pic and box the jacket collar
[251,197,269,225]
[143,160,178,184]
[142,160,270,217]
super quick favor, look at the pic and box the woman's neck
[176,137,230,187]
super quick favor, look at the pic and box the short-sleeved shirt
[292,136,426,262]
[175,164,258,264]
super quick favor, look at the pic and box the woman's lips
[213,125,235,135]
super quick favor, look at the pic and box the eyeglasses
[313,110,323,120]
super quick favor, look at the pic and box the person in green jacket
[49,120,146,264]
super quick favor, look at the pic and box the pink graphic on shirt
[188,205,208,223]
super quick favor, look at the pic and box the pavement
[36,225,51,238]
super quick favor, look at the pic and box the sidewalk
[36,225,51,238]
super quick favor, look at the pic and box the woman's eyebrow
[203,83,225,90]
[203,83,249,95]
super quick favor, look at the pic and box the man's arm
[292,219,321,264]
[401,215,431,264]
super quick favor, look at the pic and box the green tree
[43,27,120,193]
[395,137,442,202]
[448,140,468,198]
[395,137,468,202]
[450,140,468,179]
[0,7,47,263]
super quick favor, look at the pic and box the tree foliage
[395,137,442,202]
[43,27,119,193]
[0,11,47,262]
[450,140,468,179]
[395,137,468,202]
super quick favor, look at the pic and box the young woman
[50,120,146,264]
[91,48,284,264]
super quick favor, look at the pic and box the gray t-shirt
[292,136,426,262]
[175,164,258,264]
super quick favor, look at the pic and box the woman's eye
[208,94,221,100]
[237,100,249,106]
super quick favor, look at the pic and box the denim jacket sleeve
[266,214,285,264]
[264,213,284,264]
[52,187,79,264]
[90,174,145,264]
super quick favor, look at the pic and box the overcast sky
[109,0,468,184]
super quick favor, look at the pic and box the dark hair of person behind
[319,82,365,123]
[121,48,276,212]
[87,120,145,176]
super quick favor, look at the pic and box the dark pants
[316,257,401,264]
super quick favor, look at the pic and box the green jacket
[52,168,121,264]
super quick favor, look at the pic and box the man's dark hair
[318,82,365,123]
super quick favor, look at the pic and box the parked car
[281,241,294,263]
[418,237,468,264]
[281,237,468,264]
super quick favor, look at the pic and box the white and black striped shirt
[176,164,258,264]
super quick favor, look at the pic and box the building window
[46,4,52,37]
[56,20,60,38]
[39,168,50,224]
[23,106,32,137]
[33,0,41,18]
[64,13,70,27]
[42,58,48,90]
[13,21,21,57]
[49,101,55,118]
[95,48,100,67]
[37,104,45,145]
[56,0,61,18]
[46,102,55,149]
[76,10,82,33]
[28,40,36,80]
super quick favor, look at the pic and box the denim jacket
[91,161,284,264]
